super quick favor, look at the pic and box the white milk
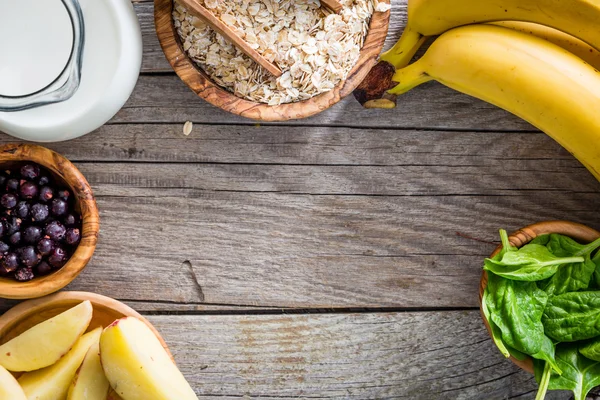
[0,0,74,96]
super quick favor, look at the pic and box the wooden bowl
[479,220,600,373]
[154,0,391,121]
[0,291,173,391]
[0,144,99,299]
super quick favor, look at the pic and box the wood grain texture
[113,74,535,130]
[148,311,576,399]
[154,0,390,121]
[321,0,344,14]
[0,126,592,311]
[0,144,99,300]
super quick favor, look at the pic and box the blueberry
[5,217,21,235]
[5,179,19,192]
[19,181,38,199]
[45,221,66,241]
[38,175,50,186]
[48,247,67,268]
[0,252,19,274]
[20,164,40,180]
[35,261,53,275]
[39,186,54,203]
[14,267,34,281]
[63,213,78,226]
[23,226,42,244]
[18,246,40,267]
[57,190,70,201]
[8,231,21,246]
[0,241,9,254]
[37,238,55,256]
[65,228,81,246]
[51,198,68,217]
[31,204,49,222]
[15,201,30,219]
[1,193,18,209]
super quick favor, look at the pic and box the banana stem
[380,26,427,69]
[388,62,433,95]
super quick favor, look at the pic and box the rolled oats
[173,0,376,105]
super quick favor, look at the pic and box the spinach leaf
[580,338,600,361]
[483,244,584,281]
[538,343,600,400]
[539,234,600,295]
[544,292,600,342]
[535,361,552,400]
[540,255,596,296]
[481,288,510,358]
[530,234,551,246]
[486,272,560,371]
[593,251,600,289]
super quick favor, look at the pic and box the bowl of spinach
[479,221,600,400]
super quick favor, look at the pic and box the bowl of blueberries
[0,143,99,299]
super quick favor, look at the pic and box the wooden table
[2,1,599,398]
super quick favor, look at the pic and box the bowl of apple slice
[0,291,198,400]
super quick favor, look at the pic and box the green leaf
[535,361,552,400]
[580,338,600,362]
[593,251,600,289]
[544,292,600,342]
[530,234,551,246]
[481,288,510,358]
[483,243,584,281]
[539,234,600,294]
[499,229,517,255]
[544,343,600,400]
[540,255,596,296]
[486,273,559,370]
[546,234,600,258]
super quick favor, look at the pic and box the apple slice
[100,317,198,400]
[67,341,109,400]
[19,327,102,400]
[0,364,26,400]
[0,301,93,372]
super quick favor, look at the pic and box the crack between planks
[105,118,543,134]
[126,302,479,316]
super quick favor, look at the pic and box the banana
[388,25,600,180]
[489,22,600,69]
[381,0,600,69]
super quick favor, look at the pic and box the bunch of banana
[352,0,600,180]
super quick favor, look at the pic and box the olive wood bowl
[0,144,99,299]
[479,220,600,373]
[0,291,173,395]
[154,0,391,121]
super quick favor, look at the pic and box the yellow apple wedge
[19,327,102,400]
[100,317,198,400]
[0,364,26,400]
[0,301,93,372]
[67,342,109,400]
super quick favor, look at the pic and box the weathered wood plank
[115,74,533,130]
[129,1,534,130]
[148,311,571,399]
[49,187,598,309]
[11,125,561,165]
[73,162,598,196]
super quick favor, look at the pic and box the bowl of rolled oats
[155,0,391,121]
